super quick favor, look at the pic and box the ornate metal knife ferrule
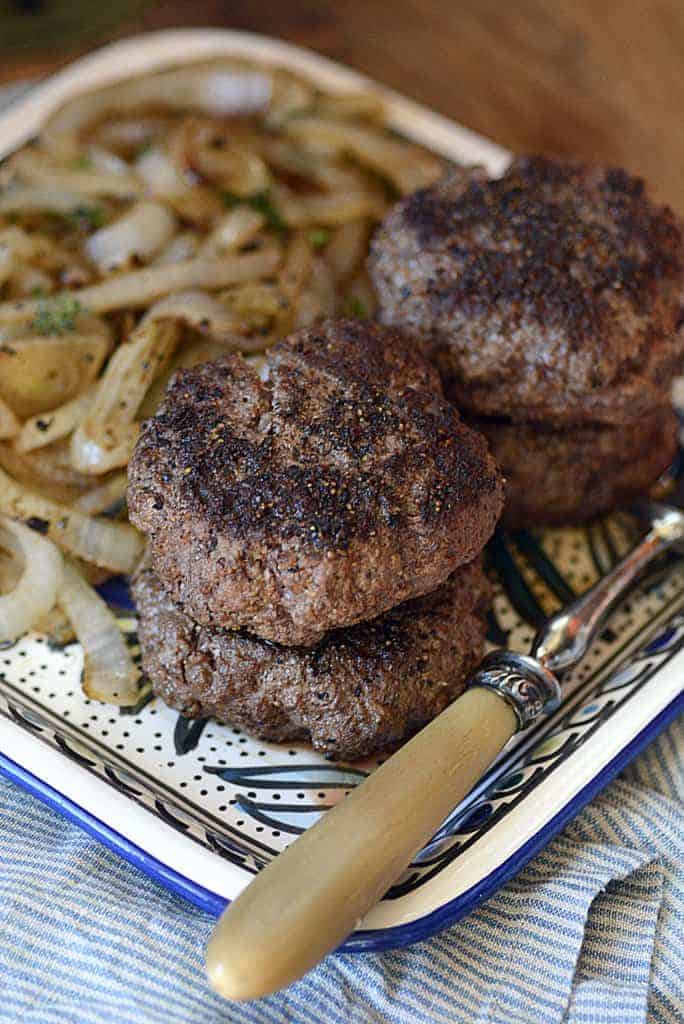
[467,650,561,729]
[468,502,684,734]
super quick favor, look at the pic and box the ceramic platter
[0,29,682,952]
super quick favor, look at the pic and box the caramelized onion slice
[0,517,63,644]
[285,116,444,194]
[11,150,142,198]
[85,201,177,273]
[144,291,257,347]
[58,560,139,706]
[0,315,111,418]
[15,386,96,453]
[0,467,143,574]
[43,64,272,160]
[0,247,281,323]
[70,318,180,475]
[0,397,19,441]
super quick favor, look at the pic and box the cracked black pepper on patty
[369,156,684,426]
[127,318,504,646]
[132,558,490,761]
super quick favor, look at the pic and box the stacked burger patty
[128,319,504,759]
[369,156,684,528]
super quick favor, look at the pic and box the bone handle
[206,687,516,1000]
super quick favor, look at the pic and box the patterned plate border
[0,30,683,950]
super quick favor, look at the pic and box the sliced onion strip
[70,318,180,475]
[43,65,272,160]
[33,602,76,647]
[15,385,96,453]
[198,208,265,258]
[285,116,444,194]
[154,231,200,266]
[0,517,63,643]
[0,467,143,574]
[135,146,190,198]
[0,397,19,441]
[0,186,87,217]
[11,150,141,198]
[0,247,281,323]
[85,201,176,273]
[58,560,139,705]
[73,472,128,516]
[143,290,257,347]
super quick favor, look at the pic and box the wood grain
[2,1,683,210]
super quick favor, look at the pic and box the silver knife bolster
[466,650,562,730]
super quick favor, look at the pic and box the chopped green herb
[68,204,105,231]
[32,294,85,336]
[135,140,154,160]
[345,295,368,319]
[221,189,286,232]
[69,154,93,171]
[308,227,331,248]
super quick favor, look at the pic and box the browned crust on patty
[475,407,679,529]
[128,318,503,645]
[131,558,491,761]
[369,157,684,426]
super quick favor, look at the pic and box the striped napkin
[1,714,681,1024]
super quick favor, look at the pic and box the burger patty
[369,157,684,427]
[132,559,491,761]
[476,407,679,530]
[128,318,503,646]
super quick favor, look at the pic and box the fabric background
[1,714,682,1024]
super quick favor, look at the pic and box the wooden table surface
[2,1,683,213]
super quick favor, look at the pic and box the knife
[206,500,684,1000]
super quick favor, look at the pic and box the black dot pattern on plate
[0,516,680,878]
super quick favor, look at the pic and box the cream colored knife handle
[206,687,517,1000]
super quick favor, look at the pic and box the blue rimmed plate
[0,29,682,952]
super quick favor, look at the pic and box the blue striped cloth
[1,715,682,1024]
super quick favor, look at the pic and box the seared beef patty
[477,407,678,530]
[132,558,490,761]
[128,318,503,646]
[369,157,684,426]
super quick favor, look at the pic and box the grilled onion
[73,472,128,516]
[43,64,272,160]
[0,442,93,504]
[285,116,444,194]
[0,186,86,217]
[70,318,180,475]
[15,386,95,453]
[143,290,253,346]
[0,315,111,418]
[0,397,19,441]
[58,559,139,705]
[0,517,63,644]
[0,467,143,574]
[85,201,176,273]
[0,248,281,323]
[11,150,141,199]
[135,146,190,198]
